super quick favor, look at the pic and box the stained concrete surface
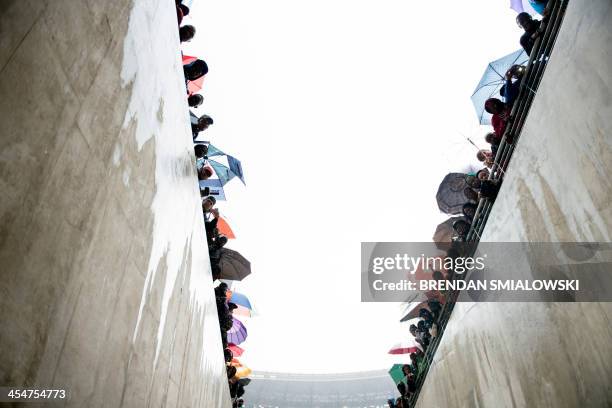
[0,0,231,406]
[416,1,612,407]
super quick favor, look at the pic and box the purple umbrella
[227,318,248,345]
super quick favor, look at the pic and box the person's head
[476,168,489,181]
[185,59,208,80]
[202,196,216,212]
[432,270,444,281]
[484,98,505,115]
[409,324,418,336]
[453,219,470,236]
[397,382,407,396]
[402,364,411,376]
[179,24,196,42]
[464,187,478,202]
[516,12,535,31]
[465,174,480,188]
[178,4,190,16]
[199,166,213,180]
[476,149,491,162]
[194,143,208,158]
[484,132,498,145]
[462,202,477,219]
[410,352,418,362]
[197,115,214,131]
[224,348,233,362]
[188,94,204,108]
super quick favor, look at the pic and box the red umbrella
[388,342,422,355]
[228,343,244,357]
[187,77,204,95]
[182,55,197,65]
[217,216,236,239]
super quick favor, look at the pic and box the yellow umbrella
[235,367,252,379]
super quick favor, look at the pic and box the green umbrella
[388,364,407,385]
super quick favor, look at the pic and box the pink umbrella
[228,343,244,357]
[388,342,423,355]
[182,55,205,95]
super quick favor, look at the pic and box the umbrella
[233,305,252,318]
[228,343,244,357]
[235,367,252,379]
[471,49,529,125]
[182,55,205,95]
[217,248,251,281]
[230,292,252,310]
[388,364,407,385]
[388,343,422,355]
[400,301,429,322]
[227,318,248,345]
[510,0,541,15]
[433,217,465,249]
[217,216,236,239]
[436,173,470,215]
[201,143,246,187]
[182,55,197,65]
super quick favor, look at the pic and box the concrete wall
[0,0,231,406]
[416,0,612,407]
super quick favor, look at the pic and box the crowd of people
[451,7,548,242]
[387,3,551,407]
[175,2,249,406]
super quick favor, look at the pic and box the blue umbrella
[205,143,246,187]
[230,292,252,310]
[471,49,529,125]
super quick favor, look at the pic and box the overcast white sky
[182,0,525,373]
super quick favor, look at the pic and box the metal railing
[403,2,569,407]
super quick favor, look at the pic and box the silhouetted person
[517,12,541,56]
[188,94,204,108]
[179,25,196,42]
[184,59,208,81]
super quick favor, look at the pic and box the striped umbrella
[388,342,422,355]
[227,318,248,345]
